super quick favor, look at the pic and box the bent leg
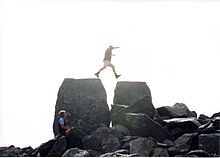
[109,63,117,75]
[65,128,71,136]
[98,65,107,73]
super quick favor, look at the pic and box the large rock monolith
[113,81,151,106]
[53,78,111,137]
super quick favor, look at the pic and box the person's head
[109,45,113,50]
[59,110,66,118]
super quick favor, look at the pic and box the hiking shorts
[104,60,111,66]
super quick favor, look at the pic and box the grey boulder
[113,81,151,106]
[198,133,220,155]
[48,136,67,157]
[53,78,111,139]
[164,117,201,139]
[122,113,173,142]
[82,127,121,152]
[111,96,157,126]
[130,137,156,157]
[62,148,89,157]
[156,103,193,119]
[168,133,197,156]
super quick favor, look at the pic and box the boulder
[197,117,220,134]
[164,117,201,139]
[186,150,213,157]
[151,148,169,157]
[198,133,220,155]
[211,112,220,119]
[162,139,175,147]
[21,146,34,156]
[120,136,141,150]
[130,137,156,157]
[62,148,101,157]
[0,145,33,157]
[113,81,151,106]
[48,136,67,157]
[198,114,210,124]
[103,135,121,152]
[65,128,85,149]
[82,127,121,152]
[198,114,209,120]
[122,113,173,141]
[197,121,212,134]
[53,78,111,138]
[198,122,216,134]
[112,125,131,140]
[62,148,89,157]
[213,117,220,130]
[111,96,157,126]
[37,138,57,157]
[190,111,197,118]
[156,103,193,119]
[168,133,197,156]
[99,149,138,157]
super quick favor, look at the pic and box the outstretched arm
[113,46,120,49]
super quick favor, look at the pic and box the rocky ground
[0,78,219,157]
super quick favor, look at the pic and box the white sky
[0,0,220,148]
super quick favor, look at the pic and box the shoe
[115,74,121,79]
[95,72,99,78]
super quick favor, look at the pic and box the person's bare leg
[109,64,117,75]
[98,65,107,73]
[109,64,121,78]
[65,129,71,136]
[95,65,107,77]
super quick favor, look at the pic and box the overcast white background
[0,0,220,148]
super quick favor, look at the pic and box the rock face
[113,81,151,106]
[53,78,111,137]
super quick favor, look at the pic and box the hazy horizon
[1,0,220,148]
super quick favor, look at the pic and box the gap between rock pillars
[99,76,118,128]
[99,76,117,110]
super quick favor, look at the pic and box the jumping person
[58,110,74,136]
[95,45,121,79]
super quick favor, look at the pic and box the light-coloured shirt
[59,117,65,125]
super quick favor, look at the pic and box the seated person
[58,110,73,136]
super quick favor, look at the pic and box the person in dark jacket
[95,45,121,79]
[58,110,73,136]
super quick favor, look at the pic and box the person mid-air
[95,45,121,79]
